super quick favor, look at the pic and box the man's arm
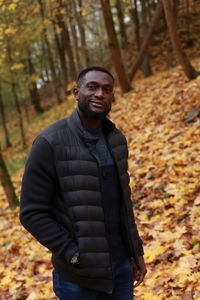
[20,136,78,263]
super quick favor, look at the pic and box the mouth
[89,100,105,109]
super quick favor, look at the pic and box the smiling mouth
[90,100,105,108]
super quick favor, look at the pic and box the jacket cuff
[64,243,79,264]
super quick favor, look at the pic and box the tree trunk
[53,22,69,90]
[143,52,152,77]
[192,0,196,13]
[69,12,82,72]
[23,94,30,123]
[6,41,26,149]
[100,0,132,93]
[56,12,77,81]
[173,0,180,19]
[129,0,163,81]
[11,80,27,149]
[0,86,11,148]
[146,0,152,19]
[162,0,199,80]
[17,83,30,123]
[56,0,77,80]
[72,0,90,68]
[0,146,19,209]
[185,0,190,16]
[166,43,173,69]
[129,0,140,51]
[38,0,63,103]
[141,0,152,77]
[115,0,128,48]
[41,41,50,83]
[27,57,44,113]
[45,32,63,104]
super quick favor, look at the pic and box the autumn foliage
[111,62,200,299]
[0,59,200,299]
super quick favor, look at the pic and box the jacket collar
[67,109,116,147]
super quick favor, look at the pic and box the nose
[94,87,104,98]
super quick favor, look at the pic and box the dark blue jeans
[53,256,134,300]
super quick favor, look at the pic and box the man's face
[73,70,114,120]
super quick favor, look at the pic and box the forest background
[0,0,200,299]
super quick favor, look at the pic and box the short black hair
[76,66,114,85]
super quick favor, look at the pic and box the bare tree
[38,0,63,103]
[69,5,82,72]
[0,85,11,148]
[162,0,199,80]
[56,0,77,81]
[129,0,140,51]
[129,0,163,80]
[0,146,19,209]
[6,41,27,149]
[27,56,44,113]
[53,21,69,90]
[140,0,152,77]
[100,0,132,93]
[72,0,90,68]
[115,0,128,47]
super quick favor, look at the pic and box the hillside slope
[0,61,200,299]
[111,60,200,299]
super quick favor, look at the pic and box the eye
[103,87,112,94]
[88,85,97,91]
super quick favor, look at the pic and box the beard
[78,100,110,120]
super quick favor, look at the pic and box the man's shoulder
[38,114,73,144]
[39,118,67,137]
[112,126,124,135]
[109,121,126,139]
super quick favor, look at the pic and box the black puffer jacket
[20,109,143,293]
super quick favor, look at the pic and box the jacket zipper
[89,147,114,294]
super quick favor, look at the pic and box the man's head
[73,66,115,123]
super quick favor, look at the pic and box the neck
[77,108,101,129]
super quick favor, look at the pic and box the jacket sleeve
[137,237,144,256]
[20,136,78,263]
[124,132,144,257]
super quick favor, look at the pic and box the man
[20,66,146,300]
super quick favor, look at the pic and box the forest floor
[0,58,200,299]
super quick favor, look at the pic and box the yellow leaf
[142,293,163,300]
[182,250,192,255]
[187,272,200,282]
[4,27,16,35]
[67,81,76,91]
[8,3,17,10]
[43,19,51,27]
[10,63,24,71]
[145,246,167,263]
[1,275,12,286]
[26,292,39,300]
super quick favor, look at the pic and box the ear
[72,86,79,100]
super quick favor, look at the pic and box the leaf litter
[0,63,200,299]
